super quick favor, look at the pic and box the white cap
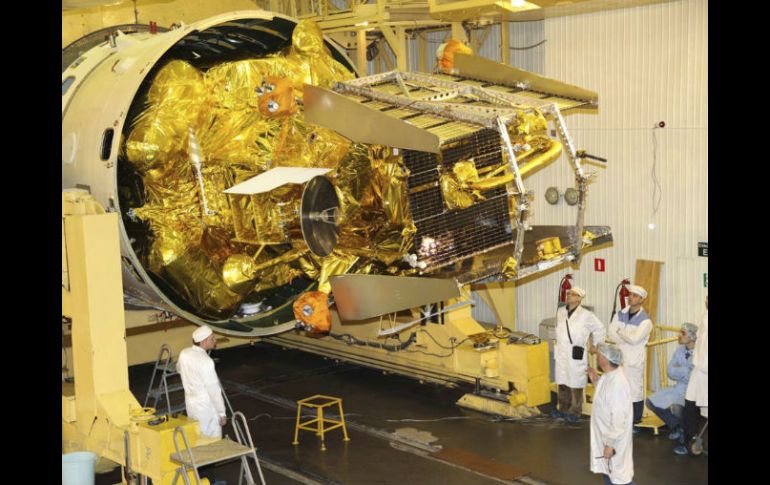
[567,286,586,298]
[192,325,213,343]
[627,284,647,299]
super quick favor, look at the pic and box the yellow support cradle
[292,395,350,451]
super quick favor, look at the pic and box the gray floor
[113,342,707,485]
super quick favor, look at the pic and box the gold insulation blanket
[124,21,411,318]
[123,21,559,319]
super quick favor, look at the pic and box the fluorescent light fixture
[355,21,369,27]
[510,0,527,7]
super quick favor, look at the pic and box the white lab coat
[177,345,226,438]
[685,310,708,415]
[608,307,653,402]
[647,345,693,409]
[590,367,634,485]
[554,305,606,388]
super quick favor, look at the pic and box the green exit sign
[698,242,708,257]
[703,273,708,288]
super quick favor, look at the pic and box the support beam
[418,32,428,73]
[357,29,368,76]
[380,28,400,71]
[382,26,407,72]
[477,25,492,54]
[469,27,479,53]
[501,20,510,65]
[451,22,468,43]
[396,26,407,71]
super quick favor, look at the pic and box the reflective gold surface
[123,27,574,319]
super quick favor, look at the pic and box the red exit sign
[594,258,605,272]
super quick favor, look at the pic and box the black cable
[404,336,472,358]
[418,328,455,350]
[509,39,547,50]
[651,127,663,216]
[329,331,417,351]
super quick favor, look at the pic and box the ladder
[171,411,267,485]
[144,344,186,415]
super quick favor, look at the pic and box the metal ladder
[144,344,186,415]
[171,411,267,485]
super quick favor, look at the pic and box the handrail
[172,426,200,485]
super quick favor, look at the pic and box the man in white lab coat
[177,325,227,438]
[553,286,606,423]
[674,296,708,455]
[645,322,697,441]
[608,285,653,425]
[588,343,634,485]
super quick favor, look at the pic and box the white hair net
[597,342,623,366]
[681,322,698,341]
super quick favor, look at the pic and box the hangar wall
[515,0,708,339]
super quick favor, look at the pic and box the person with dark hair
[553,286,606,423]
[608,285,653,426]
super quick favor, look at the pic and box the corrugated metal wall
[402,0,708,387]
[515,0,708,341]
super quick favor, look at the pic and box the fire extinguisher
[558,273,573,305]
[610,278,631,321]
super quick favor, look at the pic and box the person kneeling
[645,322,697,441]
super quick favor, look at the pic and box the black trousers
[682,399,700,443]
[633,400,644,424]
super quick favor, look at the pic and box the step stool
[292,395,350,451]
[170,411,265,485]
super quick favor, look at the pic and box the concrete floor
[104,342,707,485]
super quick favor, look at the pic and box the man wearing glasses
[608,285,653,426]
[588,343,634,485]
[553,286,606,423]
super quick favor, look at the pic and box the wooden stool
[292,394,350,451]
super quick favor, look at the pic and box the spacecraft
[62,10,611,339]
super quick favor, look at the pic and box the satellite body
[62,11,610,345]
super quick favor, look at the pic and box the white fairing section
[61,11,355,331]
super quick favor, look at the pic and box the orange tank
[292,291,332,335]
[437,39,472,72]
[258,76,298,118]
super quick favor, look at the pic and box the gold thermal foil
[509,109,548,142]
[299,251,360,294]
[126,60,207,172]
[122,18,564,320]
[291,20,326,55]
[272,118,351,169]
[440,160,484,210]
[501,257,518,279]
[370,145,410,226]
[223,253,261,295]
[147,60,206,104]
[288,20,355,88]
[124,20,368,318]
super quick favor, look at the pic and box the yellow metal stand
[292,395,350,451]
[62,191,202,484]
